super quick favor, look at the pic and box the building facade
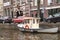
[29,0,60,18]
[0,0,3,16]
[3,0,13,17]
[3,0,60,18]
[18,0,60,18]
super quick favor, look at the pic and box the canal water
[0,24,59,40]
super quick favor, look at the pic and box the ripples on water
[0,24,59,40]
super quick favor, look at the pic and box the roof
[13,16,40,20]
[23,17,40,20]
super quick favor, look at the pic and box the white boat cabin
[17,17,40,29]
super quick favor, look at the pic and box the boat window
[37,19,39,23]
[27,19,29,23]
[33,19,35,23]
[25,19,29,23]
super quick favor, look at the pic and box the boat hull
[18,27,58,33]
[37,27,58,33]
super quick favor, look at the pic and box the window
[11,0,13,4]
[4,0,10,3]
[33,19,35,23]
[4,8,10,16]
[48,9,59,16]
[8,8,10,16]
[57,0,60,3]
[21,0,25,4]
[31,14,33,17]
[4,9,7,16]
[17,0,20,2]
[34,0,37,6]
[53,13,60,17]
[27,0,32,2]
[40,0,43,4]
[17,0,20,4]
[48,0,52,5]
[26,0,28,3]
[25,20,27,23]
[25,19,29,23]
[37,19,39,23]
[20,0,22,5]
[27,19,29,23]
[31,2,33,6]
[3,0,7,3]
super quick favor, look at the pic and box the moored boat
[17,17,58,33]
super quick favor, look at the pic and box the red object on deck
[12,16,24,23]
[13,19,23,23]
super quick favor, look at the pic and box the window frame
[33,19,35,23]
[24,19,30,23]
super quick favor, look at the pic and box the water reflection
[0,24,58,40]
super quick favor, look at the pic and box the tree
[16,11,23,17]
[20,11,23,16]
[37,0,40,18]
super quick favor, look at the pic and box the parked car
[0,16,12,23]
[46,13,60,23]
[0,16,4,23]
[12,16,24,23]
[4,16,12,23]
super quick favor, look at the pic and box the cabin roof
[23,17,40,19]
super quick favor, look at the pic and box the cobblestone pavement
[0,23,59,40]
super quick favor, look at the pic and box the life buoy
[25,25,29,29]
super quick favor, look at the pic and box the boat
[17,17,58,33]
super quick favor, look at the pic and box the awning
[45,6,60,9]
[31,6,60,10]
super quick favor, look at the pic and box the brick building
[28,0,60,18]
[0,0,3,16]
[3,0,60,18]
[3,0,13,17]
